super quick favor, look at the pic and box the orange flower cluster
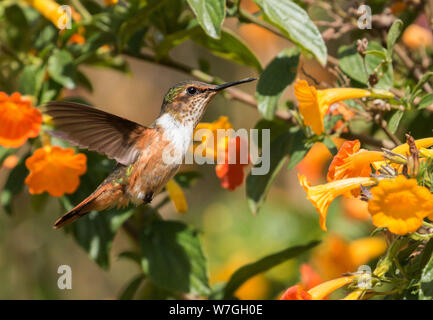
[216,136,249,190]
[300,136,433,235]
[0,92,42,148]
[25,146,87,197]
[311,234,386,280]
[280,264,356,300]
[195,117,249,190]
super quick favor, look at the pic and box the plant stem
[70,0,92,22]
[373,237,408,279]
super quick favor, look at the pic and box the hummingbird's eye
[186,86,198,95]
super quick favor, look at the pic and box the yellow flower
[194,116,233,160]
[165,179,188,214]
[25,0,67,28]
[105,0,119,5]
[294,80,373,135]
[341,289,365,300]
[25,146,87,197]
[368,176,433,235]
[311,234,386,280]
[373,137,433,170]
[420,147,433,158]
[299,174,376,231]
[392,137,433,155]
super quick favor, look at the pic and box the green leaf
[338,42,393,90]
[140,220,210,295]
[174,171,202,188]
[0,147,15,164]
[255,0,327,65]
[59,151,134,268]
[187,0,225,39]
[156,26,261,71]
[323,136,338,156]
[364,49,388,60]
[223,240,320,298]
[411,72,433,100]
[388,110,404,133]
[191,27,262,71]
[418,94,433,109]
[246,127,305,214]
[39,78,63,104]
[118,274,146,300]
[420,249,433,299]
[47,49,76,89]
[61,196,134,269]
[256,47,300,119]
[1,154,29,215]
[387,19,403,54]
[75,70,93,93]
[117,2,160,49]
[19,64,45,96]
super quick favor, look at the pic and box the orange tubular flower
[294,80,373,135]
[25,146,87,197]
[308,276,355,300]
[373,137,433,170]
[0,92,42,148]
[368,176,433,235]
[341,289,365,300]
[342,197,370,221]
[281,275,355,300]
[280,285,312,300]
[296,139,344,183]
[299,174,376,231]
[279,264,321,300]
[312,234,386,280]
[25,0,65,27]
[327,140,383,182]
[215,136,249,190]
[392,137,433,155]
[194,116,233,160]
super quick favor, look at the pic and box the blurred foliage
[1,0,433,300]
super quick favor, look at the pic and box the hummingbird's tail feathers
[53,181,124,229]
[53,195,97,229]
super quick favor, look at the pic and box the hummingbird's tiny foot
[144,192,154,204]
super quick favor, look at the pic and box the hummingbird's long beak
[211,77,256,91]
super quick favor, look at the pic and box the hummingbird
[45,78,256,229]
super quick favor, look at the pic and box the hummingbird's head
[160,78,256,127]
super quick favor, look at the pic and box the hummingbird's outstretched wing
[44,101,147,166]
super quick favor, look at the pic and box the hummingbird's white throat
[155,113,193,157]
